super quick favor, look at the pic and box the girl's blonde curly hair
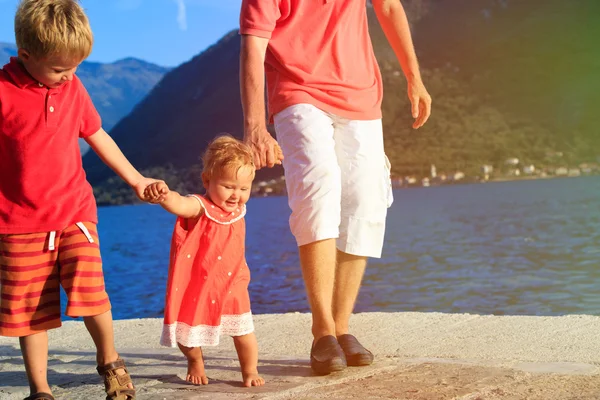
[202,135,255,179]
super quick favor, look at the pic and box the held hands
[143,181,170,204]
[132,177,166,202]
[408,79,432,129]
[244,128,284,170]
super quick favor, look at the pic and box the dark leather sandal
[97,358,136,400]
[310,335,347,375]
[23,393,54,400]
[337,334,374,366]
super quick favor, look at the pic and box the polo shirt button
[186,254,191,258]
[211,300,215,304]
[227,272,232,276]
[38,82,43,87]
[49,106,55,112]
[217,256,222,260]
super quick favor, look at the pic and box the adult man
[239,0,431,374]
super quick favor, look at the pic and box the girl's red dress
[160,195,254,347]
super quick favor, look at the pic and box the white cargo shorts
[274,103,393,258]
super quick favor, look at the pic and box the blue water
[66,176,600,319]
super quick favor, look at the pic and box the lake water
[85,176,600,319]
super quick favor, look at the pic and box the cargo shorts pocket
[384,155,394,208]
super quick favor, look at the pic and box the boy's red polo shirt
[239,0,383,122]
[0,57,101,234]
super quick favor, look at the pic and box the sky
[0,0,241,67]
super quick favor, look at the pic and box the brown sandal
[97,358,136,400]
[23,393,54,400]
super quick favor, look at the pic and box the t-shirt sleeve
[76,77,102,138]
[239,0,281,39]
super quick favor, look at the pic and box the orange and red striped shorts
[0,222,111,337]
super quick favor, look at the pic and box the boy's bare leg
[19,331,52,396]
[233,332,264,387]
[83,310,134,390]
[177,343,208,385]
[298,239,337,340]
[332,251,367,335]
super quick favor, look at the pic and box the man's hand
[408,79,432,129]
[370,0,432,129]
[240,34,281,169]
[134,178,166,203]
[244,128,284,170]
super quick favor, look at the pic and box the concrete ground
[1,312,599,399]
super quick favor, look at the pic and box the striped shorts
[0,222,111,337]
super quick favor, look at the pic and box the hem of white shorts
[294,229,339,247]
[336,242,383,259]
[160,312,254,347]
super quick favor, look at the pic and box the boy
[1,1,156,398]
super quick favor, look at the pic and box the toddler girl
[144,135,269,387]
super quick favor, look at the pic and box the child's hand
[132,178,166,202]
[143,181,170,204]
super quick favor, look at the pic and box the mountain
[411,0,600,161]
[82,0,599,203]
[74,57,169,132]
[1,42,168,153]
[83,31,257,185]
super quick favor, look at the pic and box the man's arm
[372,0,432,128]
[240,34,283,169]
[85,128,160,200]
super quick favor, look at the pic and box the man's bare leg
[298,238,337,340]
[332,251,367,335]
[300,238,348,373]
[332,250,373,366]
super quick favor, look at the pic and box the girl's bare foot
[242,370,265,387]
[178,343,209,385]
[186,357,209,385]
[233,333,265,387]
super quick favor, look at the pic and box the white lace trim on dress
[160,312,254,347]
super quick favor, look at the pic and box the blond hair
[15,0,93,60]
[202,135,255,179]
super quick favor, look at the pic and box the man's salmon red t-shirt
[239,0,384,122]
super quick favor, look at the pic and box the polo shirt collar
[4,56,70,94]
[4,57,42,89]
